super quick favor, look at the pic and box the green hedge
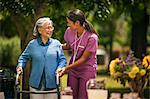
[0,36,21,69]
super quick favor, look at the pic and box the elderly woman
[16,17,67,99]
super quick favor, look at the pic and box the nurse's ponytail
[83,20,96,33]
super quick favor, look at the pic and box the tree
[110,0,150,59]
[95,0,150,59]
[130,2,149,59]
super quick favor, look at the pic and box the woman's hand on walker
[56,67,66,77]
[16,67,23,74]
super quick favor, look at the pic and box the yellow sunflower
[128,71,136,79]
[131,65,139,74]
[109,58,120,75]
[142,55,150,69]
[140,69,146,76]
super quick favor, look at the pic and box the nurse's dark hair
[67,9,97,34]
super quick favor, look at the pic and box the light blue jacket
[17,37,67,89]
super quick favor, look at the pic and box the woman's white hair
[33,17,53,36]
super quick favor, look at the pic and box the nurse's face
[66,17,76,30]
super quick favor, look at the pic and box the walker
[15,72,61,99]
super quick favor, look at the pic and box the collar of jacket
[37,37,51,46]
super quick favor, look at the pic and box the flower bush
[109,51,150,90]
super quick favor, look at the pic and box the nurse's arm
[66,50,92,71]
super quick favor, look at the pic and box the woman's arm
[66,50,92,70]
[16,42,31,74]
[57,44,67,69]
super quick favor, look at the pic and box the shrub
[0,36,21,69]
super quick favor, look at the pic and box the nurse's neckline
[77,29,86,38]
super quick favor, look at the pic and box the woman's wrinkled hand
[16,67,23,74]
[56,67,66,77]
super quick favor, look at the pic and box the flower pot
[128,80,148,98]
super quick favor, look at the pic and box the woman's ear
[75,20,80,26]
[38,27,42,34]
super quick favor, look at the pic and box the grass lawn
[60,74,124,90]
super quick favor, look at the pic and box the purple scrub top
[64,27,98,72]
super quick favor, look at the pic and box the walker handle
[56,73,60,85]
[15,73,20,86]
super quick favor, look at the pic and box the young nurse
[60,9,98,99]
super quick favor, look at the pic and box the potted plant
[109,51,150,97]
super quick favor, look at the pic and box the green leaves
[0,0,34,16]
[0,36,21,67]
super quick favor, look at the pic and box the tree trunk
[131,6,149,59]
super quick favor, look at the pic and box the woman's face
[66,17,76,30]
[39,22,54,38]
